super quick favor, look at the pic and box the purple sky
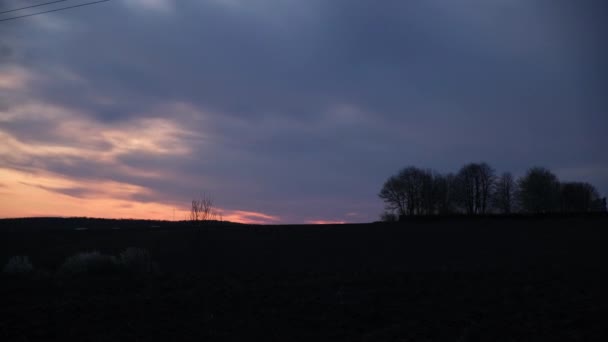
[1,0,606,223]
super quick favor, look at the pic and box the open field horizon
[1,216,607,340]
[2,215,606,272]
[2,0,606,339]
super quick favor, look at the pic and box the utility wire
[0,0,110,22]
[0,0,72,15]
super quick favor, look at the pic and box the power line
[0,0,72,15]
[0,0,110,22]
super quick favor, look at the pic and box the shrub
[119,247,158,275]
[3,256,34,275]
[59,251,121,276]
[380,211,398,222]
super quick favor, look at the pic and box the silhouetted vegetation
[455,162,495,215]
[57,248,158,278]
[190,195,216,223]
[560,181,603,213]
[517,167,561,214]
[3,255,33,275]
[119,247,159,275]
[190,194,223,226]
[380,163,606,220]
[493,172,515,214]
[58,251,121,277]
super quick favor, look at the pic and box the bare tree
[379,174,408,217]
[434,173,457,215]
[478,163,495,214]
[379,167,440,217]
[455,165,475,214]
[455,162,495,214]
[420,169,437,215]
[190,195,215,224]
[380,163,605,217]
[493,172,515,214]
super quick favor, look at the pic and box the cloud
[220,210,281,225]
[0,167,282,223]
[0,66,31,90]
[0,167,170,219]
[0,0,606,222]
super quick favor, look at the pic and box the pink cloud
[220,210,281,225]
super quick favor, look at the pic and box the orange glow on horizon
[219,210,281,225]
[0,168,281,224]
[0,98,339,226]
[306,220,347,225]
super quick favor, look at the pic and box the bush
[380,211,398,222]
[59,251,121,276]
[3,256,34,275]
[119,247,158,275]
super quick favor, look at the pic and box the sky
[0,0,606,223]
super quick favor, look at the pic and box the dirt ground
[1,216,606,341]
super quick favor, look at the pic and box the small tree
[190,194,215,224]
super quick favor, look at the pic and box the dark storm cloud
[1,0,607,221]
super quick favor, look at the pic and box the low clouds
[0,66,29,90]
[0,0,606,222]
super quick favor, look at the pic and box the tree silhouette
[379,167,438,217]
[560,182,601,213]
[378,174,408,217]
[592,197,607,212]
[455,163,495,214]
[517,167,561,214]
[379,163,604,218]
[190,195,216,224]
[420,169,438,215]
[493,172,515,214]
[380,211,398,222]
[433,173,457,215]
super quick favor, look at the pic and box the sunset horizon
[1,0,606,223]
[1,1,606,340]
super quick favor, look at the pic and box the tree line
[379,163,607,221]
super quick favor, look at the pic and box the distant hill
[0,217,243,232]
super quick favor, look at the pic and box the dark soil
[1,216,606,341]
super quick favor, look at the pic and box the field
[1,216,606,341]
